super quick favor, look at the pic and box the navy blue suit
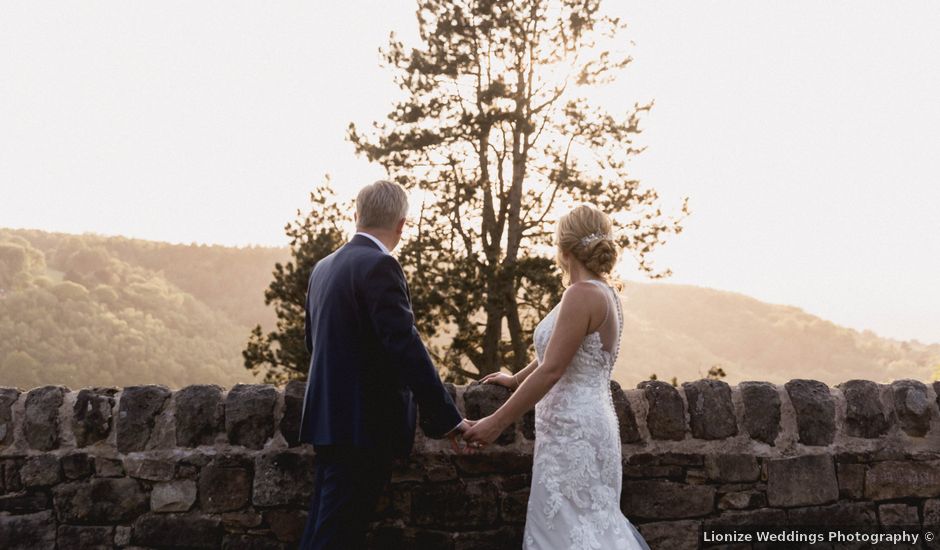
[298,234,462,549]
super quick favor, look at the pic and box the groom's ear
[395,218,406,235]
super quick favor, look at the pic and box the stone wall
[1,378,939,549]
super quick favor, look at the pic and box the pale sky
[2,1,939,344]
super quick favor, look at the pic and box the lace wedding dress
[523,280,650,550]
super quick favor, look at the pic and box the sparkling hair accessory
[579,232,612,247]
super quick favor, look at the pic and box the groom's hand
[446,419,476,454]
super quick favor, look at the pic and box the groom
[297,180,470,549]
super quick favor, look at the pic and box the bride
[463,205,650,550]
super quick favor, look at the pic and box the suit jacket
[298,234,462,456]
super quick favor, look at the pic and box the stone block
[636,519,701,550]
[839,379,890,438]
[116,385,170,452]
[705,453,759,483]
[61,452,94,480]
[280,380,305,447]
[263,509,306,542]
[891,379,932,437]
[72,387,117,447]
[124,456,175,481]
[412,480,498,528]
[683,379,737,439]
[836,462,866,500]
[879,502,918,526]
[621,479,715,519]
[226,384,277,449]
[20,454,62,487]
[0,490,50,514]
[865,460,940,500]
[252,451,315,507]
[93,456,124,478]
[0,387,20,446]
[132,513,223,549]
[53,478,149,523]
[151,479,197,512]
[788,501,876,525]
[637,380,687,440]
[610,381,642,443]
[0,510,56,550]
[175,384,224,447]
[56,525,113,550]
[25,385,66,450]
[784,379,835,446]
[200,456,253,512]
[766,455,838,507]
[739,381,781,445]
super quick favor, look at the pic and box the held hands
[462,414,506,450]
[447,418,477,454]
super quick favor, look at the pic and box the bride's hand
[462,415,506,448]
[480,371,518,389]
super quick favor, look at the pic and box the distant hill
[1,228,936,390]
[614,282,940,387]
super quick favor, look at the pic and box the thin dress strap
[585,279,621,360]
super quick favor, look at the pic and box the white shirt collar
[354,231,390,255]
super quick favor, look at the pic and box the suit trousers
[298,445,395,550]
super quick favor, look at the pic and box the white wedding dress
[523,280,650,550]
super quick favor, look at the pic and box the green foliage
[242,184,351,385]
[349,0,689,380]
[0,229,265,390]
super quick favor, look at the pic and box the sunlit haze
[2,1,938,343]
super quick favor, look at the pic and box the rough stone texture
[784,379,836,446]
[865,460,940,500]
[0,380,937,548]
[836,462,866,500]
[0,387,20,446]
[0,510,56,550]
[636,520,701,550]
[739,381,781,445]
[891,379,932,437]
[132,513,223,549]
[280,380,306,447]
[264,509,307,542]
[412,480,499,528]
[682,379,737,440]
[124,456,175,481]
[24,385,66,451]
[839,379,891,438]
[200,456,253,512]
[463,382,516,444]
[787,501,877,525]
[53,478,149,523]
[225,384,277,449]
[252,451,315,507]
[879,502,919,525]
[610,381,642,443]
[152,479,197,512]
[20,454,62,487]
[704,454,759,482]
[175,384,224,447]
[116,385,171,453]
[57,524,113,550]
[72,387,117,447]
[61,452,94,480]
[637,380,687,440]
[621,479,715,519]
[766,455,838,507]
[93,456,124,477]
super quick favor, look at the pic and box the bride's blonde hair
[555,205,621,285]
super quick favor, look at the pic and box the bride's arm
[480,357,537,388]
[464,284,599,445]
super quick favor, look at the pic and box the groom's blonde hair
[356,180,409,230]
